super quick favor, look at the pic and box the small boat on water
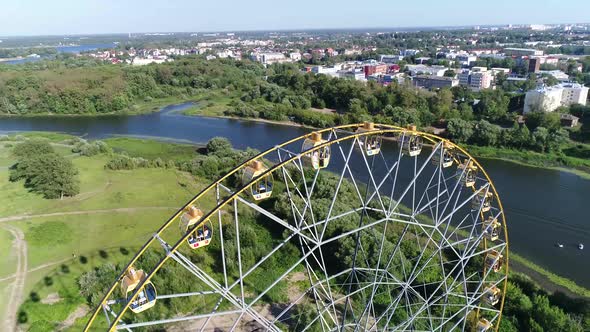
[579,243,584,250]
[557,243,564,248]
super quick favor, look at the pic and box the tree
[473,89,509,121]
[526,111,561,131]
[547,129,569,152]
[472,120,500,146]
[443,69,456,77]
[12,140,54,159]
[507,122,531,148]
[446,119,474,143]
[544,74,560,86]
[10,153,80,199]
[458,102,474,120]
[532,127,549,152]
[429,88,454,119]
[206,137,233,155]
[384,106,420,126]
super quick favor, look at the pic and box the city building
[342,69,367,81]
[415,57,431,64]
[289,52,302,61]
[537,70,570,82]
[523,83,589,113]
[406,65,448,77]
[379,54,404,63]
[458,69,492,90]
[528,58,540,73]
[456,54,478,67]
[412,75,458,89]
[490,67,511,75]
[560,114,580,127]
[504,47,544,57]
[250,52,290,64]
[363,63,388,77]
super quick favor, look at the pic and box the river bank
[184,105,590,180]
[0,97,199,118]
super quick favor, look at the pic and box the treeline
[0,57,263,115]
[0,47,57,59]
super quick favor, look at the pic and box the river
[0,102,588,288]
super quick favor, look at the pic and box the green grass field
[0,132,210,331]
[182,91,237,117]
[104,137,199,161]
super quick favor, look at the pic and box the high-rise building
[528,58,540,73]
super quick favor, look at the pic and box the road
[0,206,176,223]
[2,225,27,332]
[0,206,177,331]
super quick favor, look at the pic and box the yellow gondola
[483,284,501,306]
[242,160,273,200]
[472,190,493,212]
[456,160,478,187]
[179,205,212,249]
[356,122,382,156]
[120,266,157,314]
[476,318,492,332]
[399,125,423,157]
[485,250,503,273]
[302,132,331,169]
[432,142,454,168]
[482,216,501,241]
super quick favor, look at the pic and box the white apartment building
[289,52,301,61]
[524,83,589,113]
[406,65,448,77]
[250,52,289,64]
[561,83,589,105]
[456,54,477,67]
[458,70,492,90]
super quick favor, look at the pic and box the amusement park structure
[84,123,509,331]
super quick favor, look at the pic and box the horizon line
[1,21,589,39]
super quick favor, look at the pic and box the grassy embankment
[0,133,208,331]
[466,144,590,180]
[510,253,590,298]
[183,93,590,179]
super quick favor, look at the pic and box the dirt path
[57,305,89,331]
[0,206,176,224]
[3,225,27,332]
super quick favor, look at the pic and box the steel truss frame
[84,124,509,332]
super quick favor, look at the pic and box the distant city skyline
[1,0,590,37]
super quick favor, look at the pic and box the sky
[1,0,590,36]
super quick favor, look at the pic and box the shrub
[12,140,54,158]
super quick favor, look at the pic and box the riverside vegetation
[0,134,588,331]
[2,56,590,175]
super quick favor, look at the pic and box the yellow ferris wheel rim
[83,123,509,332]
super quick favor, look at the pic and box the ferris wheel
[84,123,509,332]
